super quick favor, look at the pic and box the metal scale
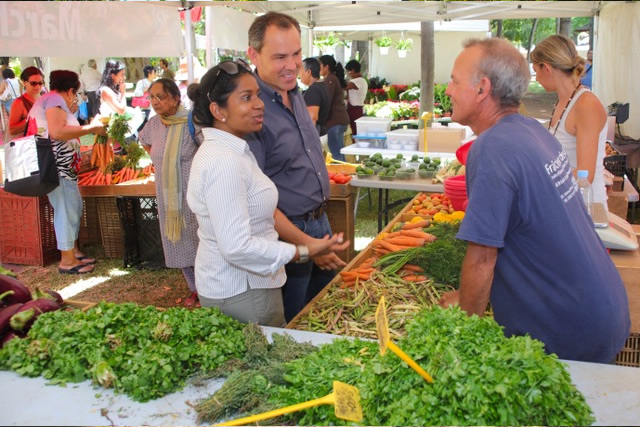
[591,202,639,250]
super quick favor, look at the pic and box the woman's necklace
[548,84,581,136]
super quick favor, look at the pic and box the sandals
[184,291,199,307]
[76,255,96,265]
[58,264,94,275]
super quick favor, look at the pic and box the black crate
[603,154,627,178]
[116,196,165,269]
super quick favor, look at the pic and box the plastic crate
[116,196,165,268]
[96,197,124,259]
[604,154,627,177]
[616,333,640,368]
[386,129,419,151]
[0,188,59,266]
[355,117,393,137]
[78,197,101,245]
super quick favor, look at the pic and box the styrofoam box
[355,117,393,137]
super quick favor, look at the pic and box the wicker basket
[78,197,101,245]
[96,197,124,258]
[616,333,640,368]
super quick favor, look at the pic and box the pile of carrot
[339,256,377,288]
[78,164,155,186]
[90,135,114,172]
[371,227,436,256]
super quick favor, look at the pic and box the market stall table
[349,175,445,232]
[0,326,638,426]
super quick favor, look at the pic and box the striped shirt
[186,127,297,299]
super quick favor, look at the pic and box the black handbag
[4,134,59,197]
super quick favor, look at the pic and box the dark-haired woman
[138,78,201,306]
[8,66,45,140]
[344,59,368,137]
[98,59,127,117]
[318,55,350,161]
[186,60,346,326]
[28,70,106,274]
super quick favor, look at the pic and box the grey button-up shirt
[246,72,330,218]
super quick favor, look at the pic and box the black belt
[288,203,327,222]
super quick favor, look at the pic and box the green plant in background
[395,37,413,51]
[374,35,393,47]
[368,76,389,90]
[434,83,452,113]
[399,86,421,102]
[313,32,340,51]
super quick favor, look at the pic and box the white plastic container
[353,136,386,149]
[355,117,393,137]
[386,129,419,151]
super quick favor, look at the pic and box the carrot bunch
[90,135,114,172]
[78,169,112,186]
[371,227,436,256]
[112,166,141,184]
[395,263,428,282]
[339,256,377,288]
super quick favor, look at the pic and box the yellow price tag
[333,381,363,422]
[376,295,390,356]
[375,297,434,384]
[216,380,363,426]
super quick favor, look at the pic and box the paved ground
[521,91,557,120]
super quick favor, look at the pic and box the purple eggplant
[0,275,32,305]
[9,299,60,332]
[1,303,24,337]
[0,330,25,348]
[34,286,64,305]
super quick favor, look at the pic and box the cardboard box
[608,191,629,219]
[610,225,640,333]
[418,128,466,153]
[611,176,624,192]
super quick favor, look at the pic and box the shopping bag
[78,101,89,121]
[4,135,59,197]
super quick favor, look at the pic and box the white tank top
[552,87,608,208]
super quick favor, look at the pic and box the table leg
[377,188,384,233]
[354,187,361,219]
[384,189,390,225]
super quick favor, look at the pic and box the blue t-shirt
[457,114,629,363]
[580,64,593,89]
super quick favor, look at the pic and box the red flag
[179,6,202,23]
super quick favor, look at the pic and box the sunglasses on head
[207,59,252,103]
[28,81,45,87]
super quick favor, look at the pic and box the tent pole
[205,6,214,69]
[183,1,195,83]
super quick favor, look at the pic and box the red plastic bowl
[456,139,474,165]
[443,175,466,189]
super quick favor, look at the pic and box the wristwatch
[296,245,310,264]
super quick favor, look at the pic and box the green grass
[527,81,546,94]
[354,188,420,238]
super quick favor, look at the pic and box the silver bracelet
[296,245,309,264]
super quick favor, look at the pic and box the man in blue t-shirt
[439,38,629,363]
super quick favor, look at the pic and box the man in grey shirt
[245,12,347,322]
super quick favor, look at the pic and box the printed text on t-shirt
[544,149,577,203]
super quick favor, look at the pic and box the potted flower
[374,35,393,56]
[313,32,340,54]
[395,38,413,58]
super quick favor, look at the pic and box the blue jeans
[283,213,336,322]
[47,178,83,251]
[327,124,347,162]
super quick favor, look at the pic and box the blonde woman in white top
[531,35,608,208]
[186,60,348,326]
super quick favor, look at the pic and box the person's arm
[306,105,320,125]
[573,94,607,184]
[439,242,497,316]
[344,81,358,91]
[8,98,27,136]
[101,86,127,115]
[47,106,106,140]
[273,208,349,270]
